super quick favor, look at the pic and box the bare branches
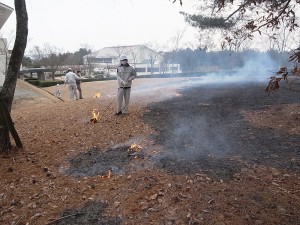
[172,0,183,6]
[254,0,293,32]
[224,2,248,22]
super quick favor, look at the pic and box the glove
[128,77,133,82]
[121,80,127,86]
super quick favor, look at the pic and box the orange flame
[99,170,112,179]
[108,170,112,178]
[128,143,143,159]
[130,143,142,150]
[93,93,101,98]
[90,109,100,123]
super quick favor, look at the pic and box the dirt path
[13,80,61,109]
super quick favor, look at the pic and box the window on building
[147,67,159,73]
[92,58,112,63]
[135,68,146,72]
[168,67,178,71]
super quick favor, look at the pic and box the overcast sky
[0,0,198,53]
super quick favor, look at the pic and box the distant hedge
[25,77,117,87]
[55,73,65,77]
[24,78,38,82]
[81,77,117,83]
[137,72,206,78]
[26,79,64,87]
[26,79,39,86]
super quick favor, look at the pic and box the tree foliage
[27,46,92,69]
[176,0,298,31]
[174,0,300,69]
[163,48,293,73]
[179,12,235,29]
[175,0,299,44]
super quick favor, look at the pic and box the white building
[84,45,181,76]
[0,2,13,86]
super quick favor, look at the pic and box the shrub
[24,78,38,81]
[26,79,39,86]
[55,73,65,77]
[26,79,64,87]
[25,76,117,87]
[79,77,116,83]
[137,72,206,79]
[38,80,64,87]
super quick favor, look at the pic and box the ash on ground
[143,82,300,180]
[65,145,147,177]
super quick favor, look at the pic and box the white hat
[120,54,128,61]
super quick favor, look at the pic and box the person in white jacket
[64,68,80,100]
[115,54,137,115]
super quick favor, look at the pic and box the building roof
[0,3,13,30]
[88,45,155,58]
[21,68,53,73]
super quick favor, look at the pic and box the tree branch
[254,0,292,32]
[224,2,248,22]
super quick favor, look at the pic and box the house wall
[86,45,181,76]
[93,62,181,76]
[110,46,160,65]
[0,38,7,86]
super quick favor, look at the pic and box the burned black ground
[66,145,148,177]
[143,82,300,179]
[66,82,300,181]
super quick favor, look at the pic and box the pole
[103,85,126,114]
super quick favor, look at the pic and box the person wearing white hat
[64,68,80,100]
[115,54,137,115]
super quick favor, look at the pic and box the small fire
[175,91,182,97]
[107,170,112,178]
[99,170,112,179]
[94,93,101,98]
[128,143,143,158]
[90,109,100,123]
[130,143,142,149]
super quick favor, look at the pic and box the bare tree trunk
[51,70,55,81]
[0,0,28,150]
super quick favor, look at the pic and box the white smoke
[133,53,278,96]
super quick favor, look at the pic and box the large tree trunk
[0,0,28,150]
